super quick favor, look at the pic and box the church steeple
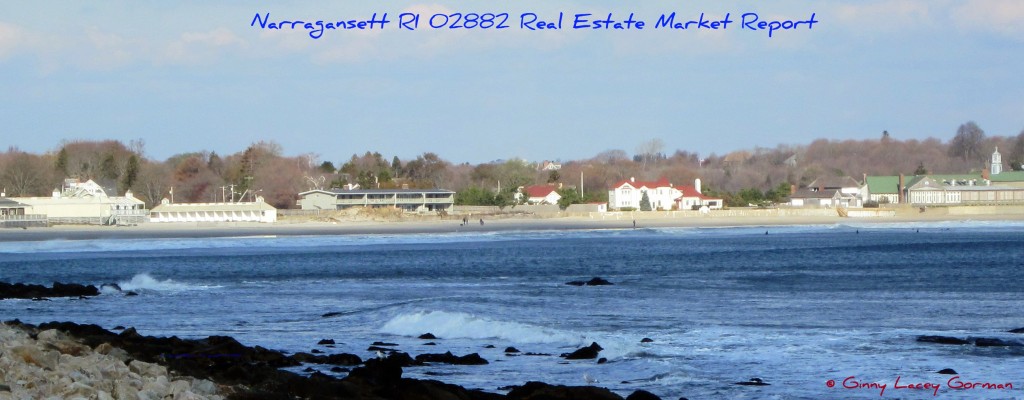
[991,147,1003,175]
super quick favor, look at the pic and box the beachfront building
[674,181,724,210]
[149,199,277,223]
[608,177,722,211]
[862,176,901,204]
[905,176,1024,205]
[0,197,47,228]
[11,179,148,225]
[518,185,562,205]
[298,188,455,213]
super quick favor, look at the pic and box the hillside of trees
[2,122,1022,209]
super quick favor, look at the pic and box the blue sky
[1,1,1022,164]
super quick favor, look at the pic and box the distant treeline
[1,122,1022,208]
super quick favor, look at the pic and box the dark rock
[565,281,586,286]
[4,320,515,400]
[423,342,436,346]
[974,337,1022,347]
[505,347,520,353]
[112,326,125,330]
[415,351,489,365]
[0,282,100,300]
[321,311,343,318]
[937,368,957,375]
[317,339,335,345]
[311,349,323,354]
[917,335,970,345]
[371,341,398,347]
[626,390,662,400]
[324,353,362,365]
[524,352,551,356]
[586,277,613,286]
[303,367,316,372]
[507,381,624,400]
[597,357,608,364]
[368,345,394,352]
[0,384,9,392]
[31,297,50,301]
[418,333,437,339]
[484,344,496,349]
[124,291,139,297]
[329,366,348,373]
[640,338,654,343]
[1008,327,1024,334]
[562,342,603,360]
[735,377,769,386]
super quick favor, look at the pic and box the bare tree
[948,121,986,162]
[636,138,665,170]
[1,150,54,196]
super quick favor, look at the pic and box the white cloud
[162,28,247,65]
[954,0,1024,37]
[0,22,24,59]
[834,0,939,32]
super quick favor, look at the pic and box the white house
[519,185,561,205]
[12,179,148,225]
[608,177,722,211]
[149,199,277,223]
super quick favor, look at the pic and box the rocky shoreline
[1,320,667,400]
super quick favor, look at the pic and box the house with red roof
[608,177,722,211]
[519,184,562,205]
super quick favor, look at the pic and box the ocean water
[2,222,1023,399]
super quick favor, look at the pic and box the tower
[991,147,1003,175]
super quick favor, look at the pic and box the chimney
[630,177,635,183]
[790,184,796,195]
[898,174,904,204]
[982,168,990,180]
[694,178,702,194]
[862,173,867,185]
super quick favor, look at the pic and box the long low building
[150,200,277,223]
[10,179,148,225]
[298,189,455,212]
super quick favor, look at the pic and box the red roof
[674,185,722,201]
[524,185,558,197]
[609,177,672,190]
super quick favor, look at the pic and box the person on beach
[479,218,484,226]
[632,220,636,229]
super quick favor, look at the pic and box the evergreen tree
[639,191,652,211]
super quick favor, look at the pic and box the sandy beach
[2,208,1024,242]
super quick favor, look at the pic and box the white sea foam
[380,310,582,344]
[116,273,222,292]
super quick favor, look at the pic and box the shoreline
[2,212,1023,242]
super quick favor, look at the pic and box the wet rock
[640,338,654,343]
[597,357,608,364]
[317,339,335,345]
[562,342,603,360]
[484,344,496,348]
[0,282,101,300]
[1008,327,1024,334]
[419,333,437,339]
[371,341,398,347]
[423,342,437,346]
[937,368,957,375]
[415,351,489,365]
[626,390,662,400]
[917,335,970,345]
[330,366,348,373]
[735,377,769,386]
[311,348,323,353]
[974,337,1022,347]
[124,291,139,297]
[100,283,122,292]
[507,381,624,400]
[565,281,586,286]
[585,277,613,286]
[321,311,343,318]
[505,347,521,353]
[368,345,394,352]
